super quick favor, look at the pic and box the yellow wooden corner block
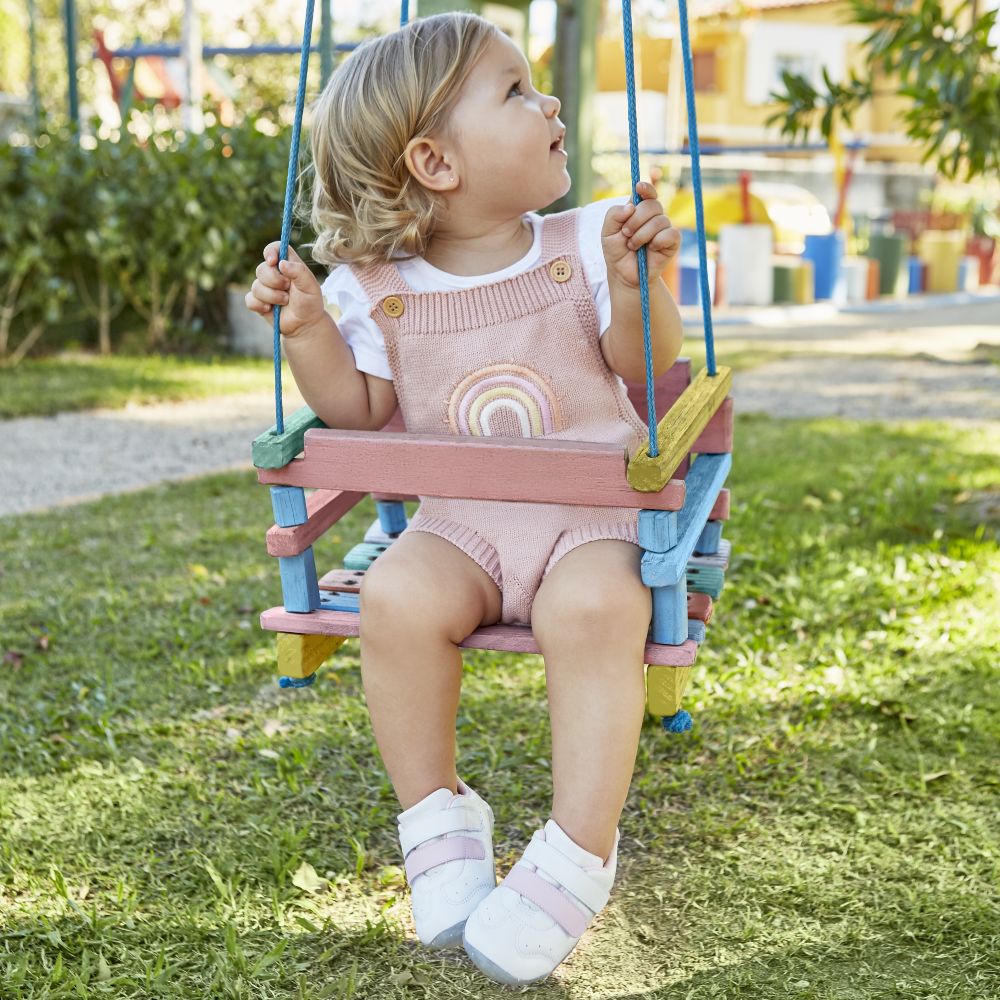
[628,366,733,492]
[277,632,346,679]
[645,664,693,716]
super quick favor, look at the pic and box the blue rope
[279,674,317,689]
[676,0,717,375]
[273,0,317,435]
[661,709,693,733]
[621,0,659,457]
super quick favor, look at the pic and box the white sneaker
[462,819,618,986]
[397,779,496,949]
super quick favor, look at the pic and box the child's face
[443,32,570,213]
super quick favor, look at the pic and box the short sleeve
[577,196,629,338]
[320,267,393,381]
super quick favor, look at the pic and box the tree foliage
[0,116,307,363]
[767,0,1000,181]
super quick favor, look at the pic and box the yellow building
[589,0,918,165]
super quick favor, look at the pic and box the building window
[773,53,818,92]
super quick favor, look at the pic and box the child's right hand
[245,243,326,338]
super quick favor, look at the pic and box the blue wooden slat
[319,592,361,613]
[687,620,707,644]
[279,549,321,611]
[638,509,678,552]
[641,453,732,588]
[650,580,688,644]
[270,485,309,527]
[375,499,408,536]
[696,520,723,555]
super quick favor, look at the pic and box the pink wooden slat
[266,489,367,557]
[318,568,366,593]
[710,488,730,522]
[672,455,691,480]
[687,592,713,624]
[260,607,698,666]
[624,359,692,426]
[258,431,686,511]
[692,397,734,454]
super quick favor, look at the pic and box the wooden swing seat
[255,358,734,718]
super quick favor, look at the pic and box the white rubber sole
[426,919,467,951]
[463,932,549,987]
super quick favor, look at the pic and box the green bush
[0,116,310,363]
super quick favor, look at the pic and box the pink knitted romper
[349,208,648,625]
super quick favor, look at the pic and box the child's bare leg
[360,531,502,811]
[531,539,651,860]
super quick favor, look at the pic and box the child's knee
[360,537,496,638]
[535,558,649,642]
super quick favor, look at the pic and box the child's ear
[404,137,459,192]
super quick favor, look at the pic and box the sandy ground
[1,298,997,517]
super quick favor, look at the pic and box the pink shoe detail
[404,836,487,881]
[501,865,589,937]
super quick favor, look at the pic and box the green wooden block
[343,541,390,570]
[252,406,326,470]
[686,564,724,598]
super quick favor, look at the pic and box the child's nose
[543,94,561,117]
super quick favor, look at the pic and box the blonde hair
[310,13,501,268]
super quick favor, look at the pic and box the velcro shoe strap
[503,866,589,938]
[404,836,486,882]
[399,807,483,857]
[520,838,610,915]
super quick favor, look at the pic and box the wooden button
[381,295,405,317]
[549,260,572,283]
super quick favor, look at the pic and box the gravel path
[0,389,301,517]
[734,356,1000,421]
[2,298,997,517]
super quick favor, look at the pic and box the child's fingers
[261,242,304,266]
[623,215,674,251]
[245,291,273,316]
[277,257,318,292]
[250,278,289,307]
[256,259,289,289]
[621,199,665,238]
[601,201,635,238]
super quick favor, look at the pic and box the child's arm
[600,181,684,383]
[247,243,398,430]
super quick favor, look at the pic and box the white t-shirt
[320,197,627,381]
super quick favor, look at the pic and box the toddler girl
[246,12,682,986]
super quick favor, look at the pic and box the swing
[253,0,733,733]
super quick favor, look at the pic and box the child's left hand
[601,181,681,290]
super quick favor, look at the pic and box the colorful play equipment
[253,0,734,734]
[92,30,238,119]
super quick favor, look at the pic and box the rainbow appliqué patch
[448,364,563,438]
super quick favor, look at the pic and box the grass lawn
[0,416,997,999]
[0,355,282,419]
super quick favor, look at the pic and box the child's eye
[507,80,523,98]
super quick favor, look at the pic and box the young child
[246,12,682,987]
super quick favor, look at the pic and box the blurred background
[0,0,997,361]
